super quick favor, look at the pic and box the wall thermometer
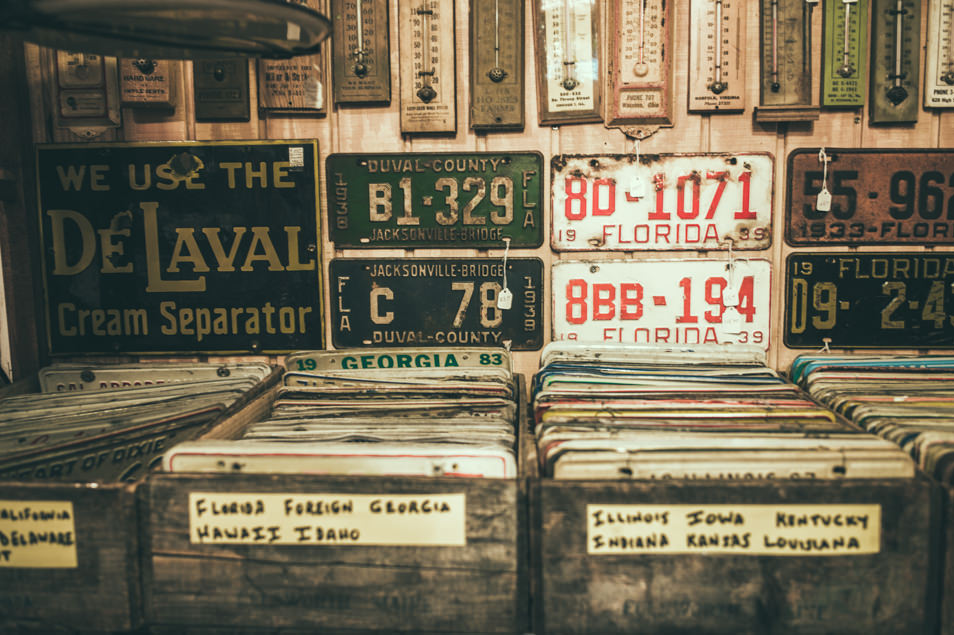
[925,0,954,108]
[470,0,525,130]
[822,0,867,107]
[398,0,457,133]
[689,0,745,112]
[331,0,390,104]
[603,0,674,129]
[756,0,820,122]
[870,0,920,123]
[532,0,601,125]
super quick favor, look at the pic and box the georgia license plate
[326,152,544,248]
[551,153,774,251]
[331,258,544,350]
[552,259,772,348]
[786,149,954,245]
[785,253,954,348]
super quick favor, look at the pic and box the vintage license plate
[552,259,772,348]
[551,153,773,251]
[286,347,513,372]
[331,258,543,350]
[785,253,954,348]
[786,148,954,245]
[326,152,544,248]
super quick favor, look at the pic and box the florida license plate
[326,152,544,248]
[786,149,954,245]
[552,259,772,348]
[331,258,544,350]
[785,253,954,348]
[551,153,774,251]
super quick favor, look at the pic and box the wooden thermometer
[119,59,177,109]
[603,0,674,130]
[258,0,327,114]
[756,0,820,122]
[532,0,600,125]
[331,0,390,104]
[398,0,456,133]
[54,51,121,132]
[870,0,920,123]
[924,0,954,108]
[470,0,525,130]
[822,0,868,107]
[689,0,746,112]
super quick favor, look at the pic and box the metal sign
[785,253,954,348]
[552,259,772,349]
[786,148,954,246]
[551,153,773,251]
[36,141,323,354]
[193,58,250,121]
[331,0,391,104]
[327,152,543,248]
[331,258,544,350]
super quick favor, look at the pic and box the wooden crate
[139,380,529,633]
[0,366,279,632]
[530,472,940,634]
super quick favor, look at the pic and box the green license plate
[327,152,544,248]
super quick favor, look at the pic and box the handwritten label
[189,493,466,546]
[0,501,77,567]
[587,504,881,556]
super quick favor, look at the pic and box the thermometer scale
[756,0,820,122]
[603,0,674,131]
[689,0,745,112]
[331,0,390,104]
[925,0,954,108]
[870,0,920,123]
[532,0,601,125]
[821,0,867,107]
[470,0,525,130]
[398,0,457,133]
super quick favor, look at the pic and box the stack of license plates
[532,343,916,480]
[162,348,518,478]
[794,355,954,485]
[0,361,274,481]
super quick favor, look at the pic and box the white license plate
[551,153,773,251]
[551,259,772,348]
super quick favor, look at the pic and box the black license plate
[331,258,544,350]
[786,148,954,246]
[326,152,544,248]
[785,253,954,348]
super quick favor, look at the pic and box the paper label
[190,493,466,546]
[0,501,77,568]
[587,504,881,556]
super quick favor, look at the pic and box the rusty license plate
[331,258,544,350]
[552,259,772,348]
[551,153,773,251]
[326,152,543,248]
[785,253,954,348]
[786,148,954,245]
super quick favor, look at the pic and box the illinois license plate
[552,259,772,348]
[785,253,954,348]
[331,258,544,350]
[551,153,773,251]
[326,152,544,247]
[786,148,954,245]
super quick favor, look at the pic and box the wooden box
[140,380,529,633]
[530,460,940,634]
[0,366,279,632]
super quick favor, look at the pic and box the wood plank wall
[14,0,954,380]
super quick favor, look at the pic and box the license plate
[326,152,544,248]
[331,258,544,350]
[552,259,772,348]
[786,148,954,245]
[551,153,773,251]
[785,253,954,348]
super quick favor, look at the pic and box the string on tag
[628,138,646,200]
[818,337,832,354]
[497,236,513,310]
[816,147,832,212]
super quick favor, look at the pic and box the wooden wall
[12,0,954,380]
